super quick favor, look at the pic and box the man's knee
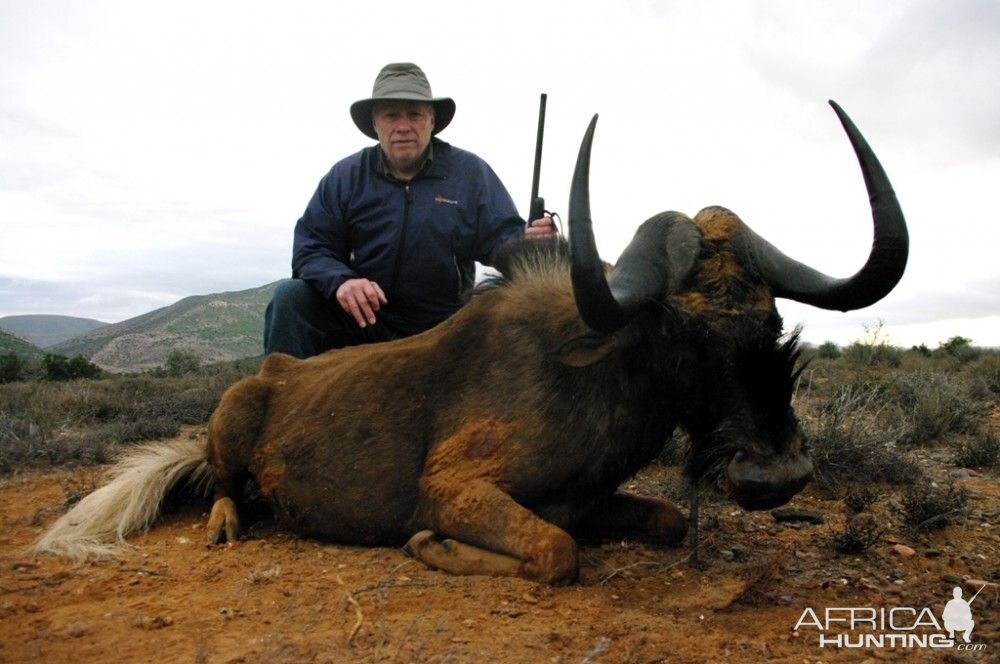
[269,279,325,314]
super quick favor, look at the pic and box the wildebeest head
[567,101,908,510]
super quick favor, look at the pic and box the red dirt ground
[1,428,997,663]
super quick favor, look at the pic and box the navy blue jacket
[292,138,524,336]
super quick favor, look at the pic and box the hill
[0,328,45,360]
[0,315,107,349]
[51,282,279,372]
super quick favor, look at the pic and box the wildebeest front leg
[576,491,687,545]
[411,477,579,584]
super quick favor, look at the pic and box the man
[264,62,556,358]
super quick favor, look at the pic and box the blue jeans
[263,279,396,358]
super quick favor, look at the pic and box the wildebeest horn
[569,115,700,333]
[736,101,909,311]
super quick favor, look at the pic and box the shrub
[882,372,990,444]
[967,353,1000,395]
[902,482,968,532]
[842,321,902,369]
[817,341,841,360]
[805,381,922,491]
[843,486,880,514]
[163,349,201,377]
[828,514,885,554]
[937,336,980,364]
[0,353,26,383]
[954,432,1000,468]
[655,429,688,466]
[43,354,102,381]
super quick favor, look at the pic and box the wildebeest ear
[554,331,620,367]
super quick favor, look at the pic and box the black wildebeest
[35,101,907,584]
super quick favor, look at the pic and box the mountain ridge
[0,315,107,349]
[51,282,280,372]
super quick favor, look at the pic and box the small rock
[771,508,824,524]
[893,579,906,586]
[892,544,916,558]
[67,624,87,638]
[924,549,944,558]
[943,575,963,584]
[857,577,879,591]
[950,469,975,480]
[964,579,996,592]
[136,615,173,630]
[730,544,750,560]
[719,549,735,562]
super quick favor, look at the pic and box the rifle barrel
[530,93,547,204]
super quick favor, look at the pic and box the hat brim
[350,96,455,140]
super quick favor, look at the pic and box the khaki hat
[350,63,456,139]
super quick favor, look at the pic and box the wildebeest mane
[478,237,571,293]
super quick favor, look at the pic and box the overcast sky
[2,0,998,347]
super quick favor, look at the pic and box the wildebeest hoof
[206,497,239,545]
[403,530,436,558]
[404,530,521,578]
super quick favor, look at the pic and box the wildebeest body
[216,257,688,546]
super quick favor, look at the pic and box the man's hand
[336,278,387,328]
[525,215,558,239]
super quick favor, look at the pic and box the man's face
[372,101,434,178]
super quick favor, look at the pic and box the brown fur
[200,246,691,583]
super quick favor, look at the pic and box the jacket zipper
[388,183,412,295]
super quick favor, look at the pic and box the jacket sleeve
[471,163,525,266]
[291,170,359,301]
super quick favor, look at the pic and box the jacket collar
[373,138,449,182]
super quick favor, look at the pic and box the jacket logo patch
[434,195,459,205]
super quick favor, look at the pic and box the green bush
[966,353,1000,395]
[954,432,1000,468]
[937,336,980,364]
[817,341,841,360]
[163,349,201,377]
[0,353,26,383]
[43,354,102,381]
[842,321,903,368]
[843,341,902,368]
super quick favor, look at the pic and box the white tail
[33,437,213,561]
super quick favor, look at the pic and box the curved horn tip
[580,114,599,149]
[827,100,859,133]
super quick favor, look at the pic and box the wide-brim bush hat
[350,63,456,139]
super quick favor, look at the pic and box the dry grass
[0,359,259,474]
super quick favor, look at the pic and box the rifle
[527,93,547,226]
